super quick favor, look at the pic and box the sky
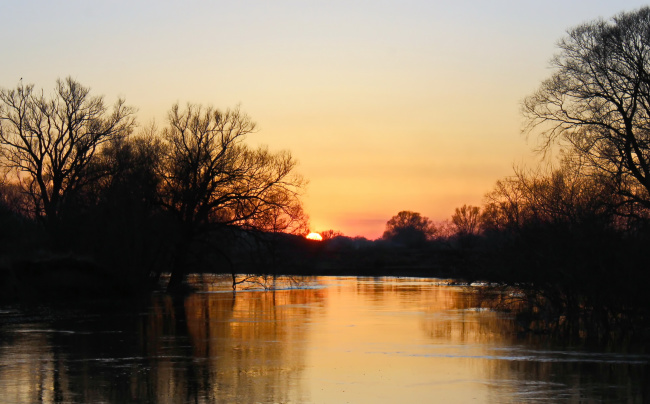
[2,1,649,239]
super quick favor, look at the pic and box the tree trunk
[167,239,190,292]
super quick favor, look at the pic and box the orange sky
[2,1,649,238]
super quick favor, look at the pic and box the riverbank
[0,255,150,302]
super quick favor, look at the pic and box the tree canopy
[0,77,135,225]
[382,210,435,246]
[451,204,481,236]
[159,103,306,235]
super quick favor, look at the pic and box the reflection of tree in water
[418,288,515,344]
[353,278,514,343]
[416,286,649,403]
[130,287,325,403]
[0,285,325,403]
[484,354,650,403]
[0,328,65,403]
[416,287,649,403]
[181,288,324,402]
[0,306,150,403]
[352,278,649,403]
[354,277,447,305]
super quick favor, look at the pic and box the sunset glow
[2,1,647,238]
[306,233,323,241]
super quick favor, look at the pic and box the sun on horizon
[306,232,323,241]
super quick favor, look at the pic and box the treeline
[444,162,650,342]
[0,78,308,298]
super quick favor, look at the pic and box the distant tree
[0,77,135,228]
[159,103,306,290]
[433,220,456,239]
[523,7,650,207]
[451,204,481,236]
[481,175,527,233]
[382,210,435,246]
[0,176,29,216]
[320,229,343,241]
[481,162,625,233]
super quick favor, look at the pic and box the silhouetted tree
[451,204,481,236]
[382,210,435,246]
[84,132,172,286]
[0,77,135,229]
[320,229,343,241]
[481,172,532,234]
[97,131,164,208]
[0,176,28,216]
[481,163,620,233]
[159,103,306,290]
[523,7,650,207]
[239,181,309,235]
[0,178,39,255]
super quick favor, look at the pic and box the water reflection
[0,279,325,404]
[0,276,648,403]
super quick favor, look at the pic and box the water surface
[0,276,647,403]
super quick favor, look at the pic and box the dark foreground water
[0,276,648,403]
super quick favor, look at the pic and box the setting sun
[306,232,323,241]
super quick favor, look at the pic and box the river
[0,276,647,403]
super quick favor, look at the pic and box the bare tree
[159,103,306,289]
[0,77,135,226]
[451,204,481,236]
[319,229,343,241]
[523,7,650,207]
[0,175,30,216]
[482,175,527,232]
[481,162,623,233]
[244,190,309,235]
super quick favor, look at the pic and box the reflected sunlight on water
[0,276,647,403]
